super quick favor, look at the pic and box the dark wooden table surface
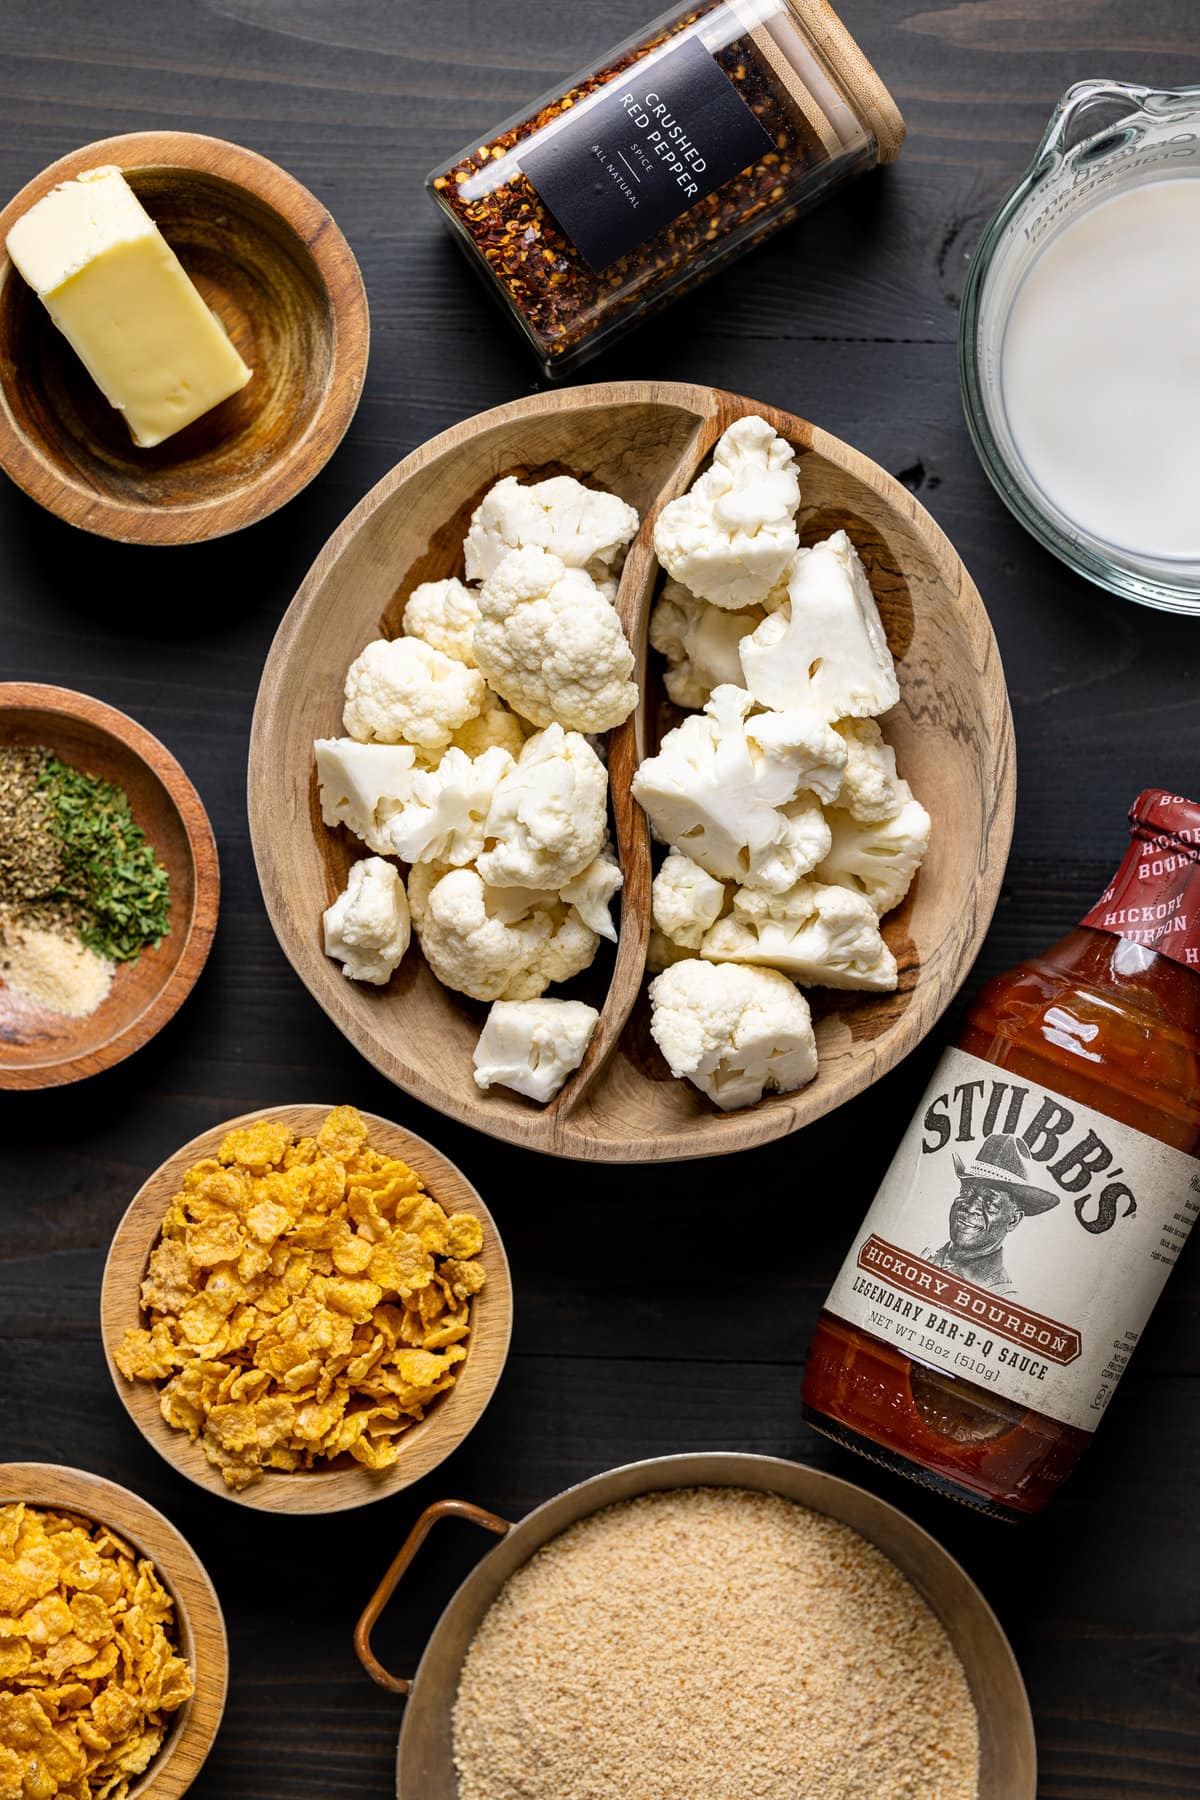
[2,3,1198,1796]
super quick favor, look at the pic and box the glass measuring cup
[959,81,1200,615]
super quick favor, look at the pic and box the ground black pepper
[429,3,839,368]
[0,744,65,928]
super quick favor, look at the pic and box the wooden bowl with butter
[0,131,369,544]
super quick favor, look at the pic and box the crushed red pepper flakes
[430,4,830,362]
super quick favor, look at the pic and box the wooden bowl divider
[100,1105,513,1514]
[249,381,1015,1160]
[350,1451,1036,1799]
[0,682,219,1089]
[0,131,369,544]
[0,1461,227,1799]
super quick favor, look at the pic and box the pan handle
[354,1497,511,1694]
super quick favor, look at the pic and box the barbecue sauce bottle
[802,791,1200,1519]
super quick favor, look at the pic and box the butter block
[6,165,251,448]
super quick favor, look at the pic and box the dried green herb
[0,745,67,927]
[36,757,171,962]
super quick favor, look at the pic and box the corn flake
[0,1507,193,1800]
[115,1107,488,1489]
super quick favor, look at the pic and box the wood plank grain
[1,1,1199,1795]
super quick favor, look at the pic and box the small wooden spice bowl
[0,1460,228,1799]
[0,131,369,544]
[100,1104,513,1515]
[0,682,219,1090]
[353,1452,1036,1799]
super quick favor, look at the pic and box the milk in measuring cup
[1000,177,1200,560]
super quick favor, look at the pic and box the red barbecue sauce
[802,791,1200,1518]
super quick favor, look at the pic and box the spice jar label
[522,31,773,273]
[824,1048,1200,1432]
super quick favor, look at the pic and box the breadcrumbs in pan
[452,1486,979,1800]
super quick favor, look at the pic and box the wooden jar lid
[785,0,906,162]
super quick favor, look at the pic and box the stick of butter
[6,165,252,448]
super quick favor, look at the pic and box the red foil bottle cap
[1128,789,1200,859]
[1081,789,1200,969]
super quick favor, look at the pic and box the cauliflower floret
[631,685,835,894]
[739,530,900,720]
[476,725,607,889]
[315,738,421,854]
[649,579,767,709]
[473,998,600,1103]
[474,548,637,733]
[652,415,800,609]
[323,857,410,986]
[387,745,514,867]
[449,688,530,760]
[402,577,482,667]
[744,705,847,806]
[408,865,598,1002]
[652,849,727,950]
[343,637,485,751]
[559,840,623,943]
[834,718,904,822]
[816,790,932,916]
[464,475,639,584]
[702,880,897,991]
[648,959,818,1111]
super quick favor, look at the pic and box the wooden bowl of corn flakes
[99,1104,512,1514]
[0,1462,227,1799]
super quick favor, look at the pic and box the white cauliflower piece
[559,841,623,943]
[407,865,598,1002]
[476,725,607,889]
[702,879,897,991]
[631,685,832,894]
[474,548,637,733]
[744,705,847,806]
[739,530,900,720]
[816,790,932,916]
[652,415,800,609]
[464,474,638,584]
[343,636,485,751]
[402,577,481,667]
[323,857,410,986]
[315,738,421,855]
[652,849,726,950]
[473,998,600,1104]
[450,688,530,760]
[649,579,767,709]
[648,959,818,1112]
[834,718,904,822]
[386,745,513,867]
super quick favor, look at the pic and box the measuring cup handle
[354,1497,511,1694]
[1038,79,1153,161]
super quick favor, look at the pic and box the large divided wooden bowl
[249,382,1014,1161]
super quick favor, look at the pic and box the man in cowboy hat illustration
[924,1133,1060,1296]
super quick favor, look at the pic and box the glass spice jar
[426,0,904,376]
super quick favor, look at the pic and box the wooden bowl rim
[249,379,1015,1161]
[0,1460,228,1800]
[100,1103,514,1514]
[0,129,370,544]
[0,680,220,1090]
[394,1450,1036,1799]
